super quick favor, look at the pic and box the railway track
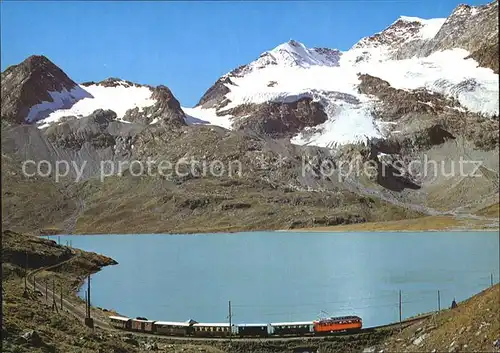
[26,256,432,342]
[27,253,112,330]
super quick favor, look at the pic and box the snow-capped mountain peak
[0,55,92,124]
[265,40,341,68]
[228,40,342,78]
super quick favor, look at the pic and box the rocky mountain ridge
[1,0,498,234]
[187,0,498,149]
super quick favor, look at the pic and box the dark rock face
[227,97,328,138]
[196,76,233,109]
[123,85,186,126]
[371,138,401,155]
[289,214,367,229]
[358,74,460,120]
[424,1,498,56]
[1,55,91,124]
[312,214,366,226]
[466,42,499,74]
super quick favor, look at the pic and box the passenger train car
[109,315,362,338]
[155,321,192,336]
[237,323,269,337]
[192,323,231,337]
[270,321,314,336]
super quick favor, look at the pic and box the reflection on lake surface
[51,231,499,327]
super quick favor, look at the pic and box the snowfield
[38,81,156,128]
[291,105,383,147]
[182,107,233,129]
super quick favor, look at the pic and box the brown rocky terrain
[2,229,123,352]
[1,119,423,235]
[373,284,500,353]
[226,97,328,138]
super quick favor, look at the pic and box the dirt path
[27,254,111,330]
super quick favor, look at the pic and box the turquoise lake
[50,231,499,328]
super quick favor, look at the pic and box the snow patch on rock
[39,82,156,128]
[182,107,234,129]
[26,86,92,123]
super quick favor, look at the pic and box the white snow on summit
[266,40,341,68]
[38,81,156,128]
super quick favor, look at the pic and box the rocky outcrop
[1,55,91,124]
[1,230,73,269]
[358,73,461,120]
[81,77,145,88]
[424,1,498,55]
[196,76,233,109]
[227,97,328,138]
[466,42,499,74]
[358,73,498,150]
[44,109,137,151]
[123,85,186,126]
[354,17,432,50]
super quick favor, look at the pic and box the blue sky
[1,0,488,107]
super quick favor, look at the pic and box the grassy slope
[2,229,132,353]
[291,214,499,232]
[476,203,500,218]
[377,284,500,352]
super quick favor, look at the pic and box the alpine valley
[1,0,499,235]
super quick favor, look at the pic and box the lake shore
[38,214,499,236]
[287,215,500,233]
